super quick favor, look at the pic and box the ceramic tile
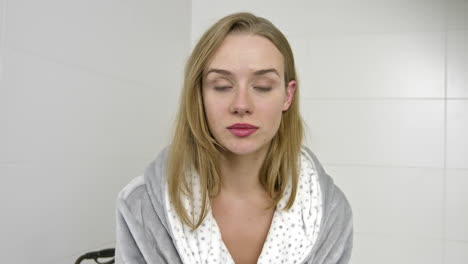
[447,100,468,169]
[444,241,468,264]
[0,0,4,47]
[0,162,140,263]
[302,99,445,167]
[447,0,468,30]
[447,30,468,98]
[302,32,444,98]
[446,169,468,241]
[6,0,189,87]
[3,50,176,164]
[0,72,5,163]
[324,165,444,238]
[350,233,443,264]
[191,0,445,41]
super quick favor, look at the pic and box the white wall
[0,0,190,263]
[191,0,467,263]
[2,1,467,264]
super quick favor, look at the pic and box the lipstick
[227,123,258,137]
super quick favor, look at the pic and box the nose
[229,87,253,115]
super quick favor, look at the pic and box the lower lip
[228,128,258,137]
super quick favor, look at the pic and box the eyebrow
[204,68,280,78]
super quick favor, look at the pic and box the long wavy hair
[167,12,304,230]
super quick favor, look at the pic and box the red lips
[227,123,258,137]
[227,123,259,129]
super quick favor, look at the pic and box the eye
[254,87,272,92]
[214,86,232,91]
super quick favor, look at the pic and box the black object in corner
[74,248,115,264]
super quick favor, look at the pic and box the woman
[115,12,353,264]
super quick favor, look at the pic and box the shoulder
[300,146,339,194]
[300,146,353,263]
[115,166,182,263]
[117,175,147,207]
[115,146,172,228]
[300,145,353,218]
[299,145,328,184]
[117,146,171,208]
[116,175,154,223]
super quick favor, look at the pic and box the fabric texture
[166,149,323,264]
[114,146,353,264]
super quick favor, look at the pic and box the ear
[282,80,296,111]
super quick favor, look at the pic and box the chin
[221,140,270,157]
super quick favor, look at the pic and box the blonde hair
[167,12,304,230]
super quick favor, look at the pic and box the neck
[218,146,269,197]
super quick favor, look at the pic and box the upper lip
[227,123,258,129]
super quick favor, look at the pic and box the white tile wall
[0,162,142,263]
[446,169,468,241]
[447,0,468,30]
[2,0,466,263]
[300,33,445,98]
[302,99,445,168]
[0,79,5,163]
[0,0,5,163]
[351,233,443,264]
[326,165,444,239]
[6,0,189,87]
[188,1,463,263]
[447,100,468,169]
[445,241,468,264]
[448,30,468,98]
[1,0,190,263]
[3,50,172,164]
[445,4,468,261]
[0,0,4,47]
[191,0,446,43]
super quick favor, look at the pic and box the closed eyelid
[205,75,276,89]
[206,76,233,84]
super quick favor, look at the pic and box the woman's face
[202,33,296,156]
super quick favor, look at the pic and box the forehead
[204,33,284,78]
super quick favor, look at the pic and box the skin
[202,32,296,263]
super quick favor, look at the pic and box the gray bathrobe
[114,146,353,263]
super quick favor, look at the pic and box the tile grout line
[287,29,448,38]
[354,231,446,241]
[322,162,447,170]
[302,97,468,101]
[355,231,468,245]
[442,0,449,263]
[322,162,468,171]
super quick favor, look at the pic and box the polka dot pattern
[165,149,322,264]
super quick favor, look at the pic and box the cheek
[259,101,285,130]
[203,96,224,130]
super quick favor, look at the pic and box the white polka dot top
[165,149,323,264]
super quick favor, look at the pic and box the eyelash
[214,86,272,92]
